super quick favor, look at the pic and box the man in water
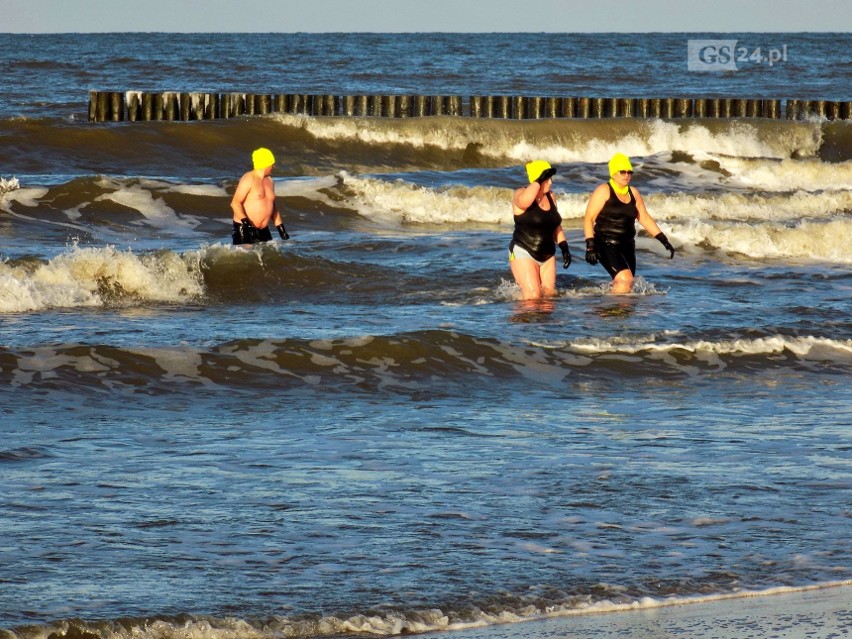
[230,147,289,245]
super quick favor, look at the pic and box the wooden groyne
[88,91,852,122]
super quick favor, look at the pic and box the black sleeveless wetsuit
[593,184,639,277]
[510,192,562,262]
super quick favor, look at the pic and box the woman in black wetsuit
[509,160,572,300]
[583,153,675,294]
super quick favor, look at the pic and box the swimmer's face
[613,169,633,187]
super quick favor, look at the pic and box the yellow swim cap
[608,153,633,176]
[525,160,554,184]
[252,147,276,170]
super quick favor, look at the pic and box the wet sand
[420,585,852,639]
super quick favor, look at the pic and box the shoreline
[418,582,852,639]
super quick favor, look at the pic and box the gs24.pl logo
[688,40,789,71]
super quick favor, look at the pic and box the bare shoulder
[590,182,610,199]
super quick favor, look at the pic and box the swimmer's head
[526,160,556,183]
[252,147,276,170]
[608,153,633,177]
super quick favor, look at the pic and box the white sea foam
[17,582,850,639]
[278,114,826,163]
[0,245,205,313]
[560,335,852,366]
[0,176,21,196]
[712,156,852,192]
[341,172,510,225]
[94,179,198,231]
[0,185,49,207]
[336,174,852,262]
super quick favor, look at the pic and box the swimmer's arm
[633,189,663,236]
[512,182,543,213]
[583,184,608,238]
[230,175,252,222]
[271,203,283,227]
[554,225,567,244]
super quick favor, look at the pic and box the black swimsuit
[232,222,273,245]
[593,184,639,278]
[510,192,562,262]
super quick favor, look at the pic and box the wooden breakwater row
[88,91,852,122]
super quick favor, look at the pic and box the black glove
[536,167,556,184]
[240,217,260,244]
[231,221,243,245]
[585,237,597,265]
[655,232,675,259]
[276,224,290,240]
[558,241,571,269]
[233,217,259,244]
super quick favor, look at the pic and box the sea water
[0,32,850,638]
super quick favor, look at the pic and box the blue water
[0,32,850,639]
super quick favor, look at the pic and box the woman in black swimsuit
[583,153,675,294]
[509,160,572,300]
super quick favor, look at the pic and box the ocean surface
[1,32,851,638]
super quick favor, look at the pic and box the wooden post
[706,98,720,118]
[512,96,526,119]
[495,96,510,119]
[179,93,191,120]
[284,94,299,115]
[256,94,272,115]
[152,93,163,120]
[354,95,368,116]
[784,99,797,120]
[109,91,124,121]
[209,94,220,119]
[826,100,840,121]
[125,91,140,121]
[367,95,382,117]
[647,98,660,118]
[763,99,780,119]
[745,99,760,118]
[88,90,98,122]
[561,97,576,118]
[733,99,746,117]
[221,93,234,118]
[189,93,202,120]
[99,90,111,122]
[447,96,462,116]
[382,95,396,118]
[481,95,494,118]
[841,101,852,120]
[544,97,560,118]
[577,97,591,118]
[140,93,154,121]
[470,96,483,118]
[413,95,428,117]
[163,92,178,120]
[528,96,544,119]
[591,98,605,118]
[617,98,635,118]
